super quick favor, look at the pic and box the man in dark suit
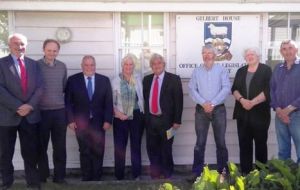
[0,33,43,189]
[65,55,113,181]
[143,53,183,179]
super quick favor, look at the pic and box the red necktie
[17,58,27,96]
[151,76,159,114]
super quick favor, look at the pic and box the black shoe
[81,177,92,181]
[92,176,101,181]
[186,174,199,183]
[53,179,67,184]
[40,178,47,183]
[26,184,41,190]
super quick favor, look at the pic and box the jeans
[275,111,300,163]
[192,104,228,175]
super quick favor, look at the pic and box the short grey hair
[8,33,28,46]
[149,53,165,66]
[243,47,261,58]
[82,55,96,64]
[121,53,137,68]
[202,44,217,55]
[280,39,298,49]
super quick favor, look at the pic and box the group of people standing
[188,39,300,182]
[0,32,299,190]
[0,33,183,189]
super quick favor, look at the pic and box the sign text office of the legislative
[176,15,260,78]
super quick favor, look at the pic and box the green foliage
[0,11,9,54]
[158,182,181,190]
[160,158,300,190]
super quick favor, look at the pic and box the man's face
[150,58,165,76]
[202,48,215,68]
[280,42,298,63]
[9,36,27,58]
[43,42,59,63]
[81,58,96,77]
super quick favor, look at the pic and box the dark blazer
[232,63,272,122]
[143,72,183,128]
[0,55,43,126]
[65,72,113,127]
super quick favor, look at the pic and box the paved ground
[5,166,195,190]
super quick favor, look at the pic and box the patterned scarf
[120,74,136,120]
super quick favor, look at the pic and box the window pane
[121,13,164,75]
[290,13,300,45]
[0,11,9,57]
[267,13,288,69]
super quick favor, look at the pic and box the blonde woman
[111,54,144,180]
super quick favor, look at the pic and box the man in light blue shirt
[188,44,230,181]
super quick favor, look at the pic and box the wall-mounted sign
[176,15,260,78]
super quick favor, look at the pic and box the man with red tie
[143,53,183,179]
[0,33,43,189]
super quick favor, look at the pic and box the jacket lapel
[80,73,90,101]
[7,55,19,79]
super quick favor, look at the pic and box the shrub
[191,158,300,190]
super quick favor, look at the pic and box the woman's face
[122,58,135,76]
[245,50,259,66]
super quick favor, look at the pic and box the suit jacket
[0,54,43,126]
[143,72,183,129]
[65,72,113,128]
[232,63,272,122]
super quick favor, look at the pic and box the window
[0,11,9,57]
[121,12,164,75]
[267,13,300,69]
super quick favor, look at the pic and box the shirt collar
[280,58,300,67]
[84,75,95,80]
[154,71,165,80]
[43,57,56,66]
[11,54,24,63]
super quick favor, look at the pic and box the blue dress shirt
[188,64,231,106]
[270,59,300,109]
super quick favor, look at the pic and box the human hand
[276,108,290,124]
[68,122,77,130]
[172,123,181,129]
[240,98,254,110]
[103,122,111,130]
[202,102,214,113]
[17,104,33,116]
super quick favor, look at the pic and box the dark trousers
[75,119,105,181]
[113,110,144,180]
[0,119,40,187]
[38,108,67,182]
[237,115,270,174]
[146,114,174,179]
[192,104,228,175]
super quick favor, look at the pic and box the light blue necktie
[87,77,93,100]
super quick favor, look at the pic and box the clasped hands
[16,104,33,116]
[276,107,292,124]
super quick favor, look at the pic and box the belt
[196,103,225,109]
[150,113,163,118]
